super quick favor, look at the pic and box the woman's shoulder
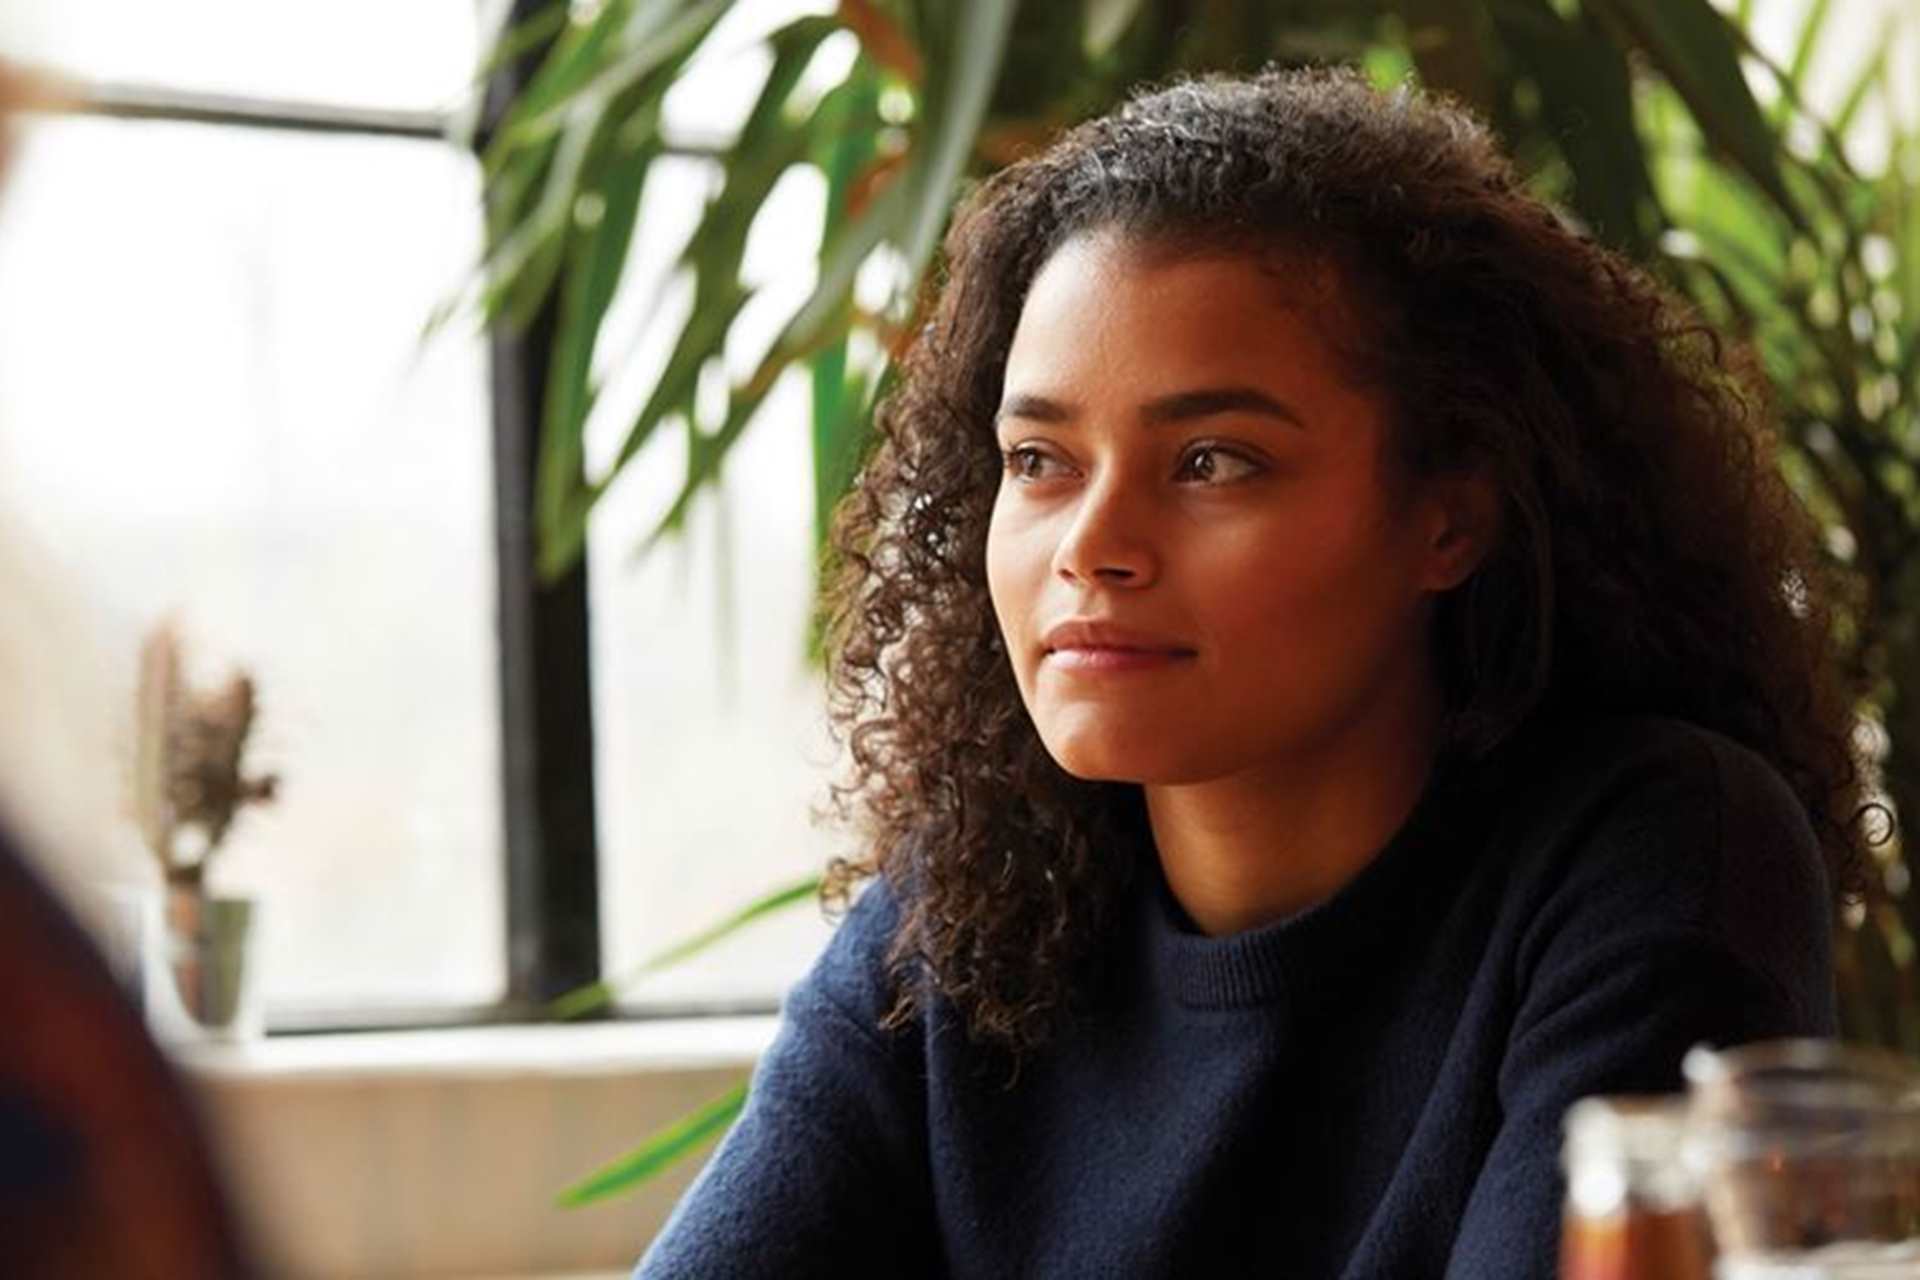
[1485,712,1832,994]
[786,871,917,1048]
[1494,711,1817,855]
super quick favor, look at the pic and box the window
[0,0,852,1026]
[0,115,501,1016]
[0,1,475,112]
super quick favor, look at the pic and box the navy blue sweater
[636,716,1837,1277]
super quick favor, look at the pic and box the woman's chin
[1041,733,1210,786]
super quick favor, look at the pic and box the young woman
[637,66,1862,1278]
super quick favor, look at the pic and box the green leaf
[1084,0,1148,61]
[644,874,821,974]
[449,3,573,153]
[1661,107,1791,285]
[479,3,718,338]
[1492,3,1662,259]
[483,2,575,83]
[535,123,661,553]
[503,0,733,153]
[534,17,850,578]
[811,363,874,556]
[636,354,783,554]
[526,78,722,574]
[483,138,555,248]
[1399,0,1496,119]
[809,71,883,559]
[788,170,911,354]
[1674,251,1761,337]
[538,282,748,580]
[1784,0,1832,104]
[624,156,919,563]
[484,0,636,173]
[896,0,1019,285]
[486,101,606,331]
[1685,220,1784,311]
[1361,41,1416,92]
[557,1082,749,1207]
[679,20,840,283]
[1829,23,1892,142]
[1899,139,1920,383]
[1591,0,1806,232]
[547,876,821,1020]
[810,343,851,533]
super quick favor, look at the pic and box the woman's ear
[1420,466,1502,593]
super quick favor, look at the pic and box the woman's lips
[1037,620,1195,672]
[1043,646,1196,673]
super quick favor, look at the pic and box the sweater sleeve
[1443,721,1838,1280]
[633,878,937,1279]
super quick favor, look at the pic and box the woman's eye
[1001,446,1063,481]
[1176,445,1262,485]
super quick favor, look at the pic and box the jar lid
[1563,1095,1697,1216]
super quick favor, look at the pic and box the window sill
[176,1015,779,1081]
[178,1018,779,1279]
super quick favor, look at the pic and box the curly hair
[815,65,1867,1059]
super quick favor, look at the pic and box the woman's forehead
[1008,232,1370,386]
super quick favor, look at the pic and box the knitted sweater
[636,715,1838,1278]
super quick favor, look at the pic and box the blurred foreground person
[0,824,252,1278]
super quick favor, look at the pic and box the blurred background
[0,0,1914,1275]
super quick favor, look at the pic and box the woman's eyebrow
[994,386,1305,428]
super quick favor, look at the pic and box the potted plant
[131,622,279,1039]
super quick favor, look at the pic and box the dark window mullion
[484,0,603,1014]
[41,82,732,155]
[61,81,447,139]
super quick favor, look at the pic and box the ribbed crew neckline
[1137,764,1467,1010]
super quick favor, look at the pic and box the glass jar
[1562,1095,1716,1280]
[1683,1038,1920,1279]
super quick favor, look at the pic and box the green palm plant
[1640,12,1919,1057]
[469,0,1918,1205]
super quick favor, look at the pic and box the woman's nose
[1051,478,1158,588]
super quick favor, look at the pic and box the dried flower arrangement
[132,622,278,895]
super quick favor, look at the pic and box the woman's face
[985,231,1486,785]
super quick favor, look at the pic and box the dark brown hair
[816,65,1866,1058]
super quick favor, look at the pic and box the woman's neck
[1143,680,1444,937]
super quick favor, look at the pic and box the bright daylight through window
[0,0,859,1024]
